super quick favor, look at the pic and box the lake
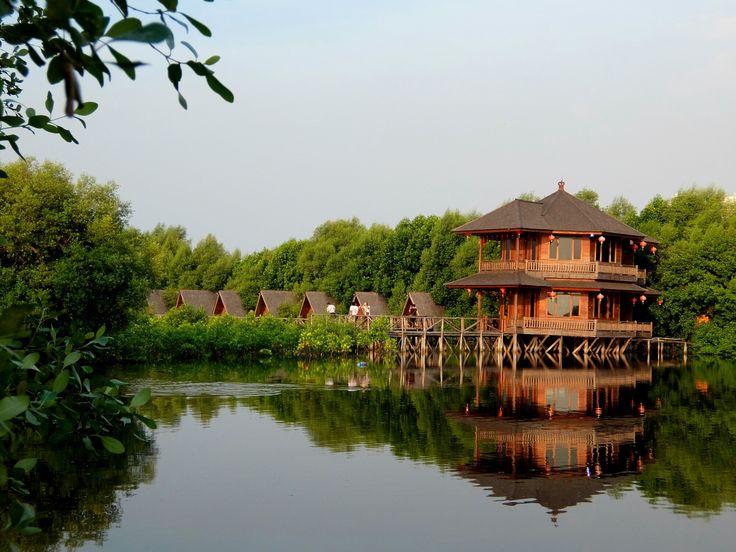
[20,358,736,551]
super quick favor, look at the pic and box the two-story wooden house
[447,182,657,344]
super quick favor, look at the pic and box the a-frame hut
[214,290,245,317]
[402,291,444,317]
[146,290,169,316]
[175,290,217,315]
[255,290,298,317]
[299,291,336,318]
[351,292,390,316]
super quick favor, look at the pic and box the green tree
[606,195,638,226]
[0,159,151,331]
[574,187,600,208]
[0,0,231,169]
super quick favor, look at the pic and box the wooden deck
[479,259,646,283]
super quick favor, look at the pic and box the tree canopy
[0,0,231,173]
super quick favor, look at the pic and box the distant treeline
[3,160,736,357]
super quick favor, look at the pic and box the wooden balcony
[502,317,653,338]
[479,260,645,283]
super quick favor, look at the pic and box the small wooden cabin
[175,290,217,315]
[214,290,245,317]
[299,291,336,318]
[351,292,390,316]
[255,290,298,317]
[447,181,658,339]
[402,291,444,317]
[146,290,169,316]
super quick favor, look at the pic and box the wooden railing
[518,317,653,337]
[479,259,643,281]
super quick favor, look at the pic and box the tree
[0,0,231,172]
[606,195,638,226]
[574,187,600,208]
[0,159,152,331]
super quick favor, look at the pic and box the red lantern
[466,288,472,296]
[548,233,555,241]
[596,293,604,301]
[650,246,657,254]
[640,295,647,303]
[549,291,557,298]
[500,288,506,296]
[631,297,638,304]
[640,240,647,248]
[632,244,638,251]
[657,298,663,305]
[598,235,606,243]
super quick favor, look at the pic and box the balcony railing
[502,317,653,337]
[479,259,645,282]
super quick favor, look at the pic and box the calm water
[19,359,736,551]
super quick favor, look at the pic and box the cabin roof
[454,183,648,239]
[146,290,169,316]
[351,292,390,315]
[176,290,217,314]
[257,290,298,315]
[300,291,336,317]
[215,290,245,317]
[403,291,445,317]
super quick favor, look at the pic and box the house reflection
[449,366,653,524]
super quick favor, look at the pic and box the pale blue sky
[14,0,736,252]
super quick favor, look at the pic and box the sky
[12,0,736,253]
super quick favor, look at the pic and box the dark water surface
[23,359,736,551]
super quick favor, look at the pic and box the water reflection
[17,359,736,550]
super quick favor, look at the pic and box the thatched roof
[351,292,389,316]
[454,182,648,239]
[299,291,336,318]
[146,290,169,316]
[214,290,245,317]
[402,292,444,317]
[255,290,298,316]
[175,290,217,315]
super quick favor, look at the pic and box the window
[546,293,581,317]
[549,237,581,260]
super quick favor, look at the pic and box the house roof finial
[558,179,565,191]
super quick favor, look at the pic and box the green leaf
[99,435,125,454]
[206,74,234,103]
[45,91,54,114]
[52,369,70,393]
[0,395,29,422]
[182,14,212,37]
[180,40,198,58]
[129,387,151,408]
[111,22,174,44]
[82,436,94,451]
[13,458,37,474]
[21,352,40,370]
[112,0,129,17]
[204,55,220,66]
[9,501,35,527]
[167,63,182,88]
[75,102,99,116]
[27,115,50,128]
[63,351,82,367]
[106,17,142,39]
[177,92,188,110]
[96,325,107,339]
[136,413,157,429]
[157,0,178,10]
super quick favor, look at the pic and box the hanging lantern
[598,235,606,243]
[631,297,638,304]
[640,294,647,303]
[500,288,506,296]
[548,233,556,241]
[657,298,663,305]
[640,240,647,248]
[549,291,557,298]
[596,293,604,301]
[650,246,657,254]
[466,288,472,296]
[632,244,638,251]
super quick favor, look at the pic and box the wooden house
[447,181,657,340]
[214,290,245,317]
[351,292,390,316]
[255,290,298,317]
[299,291,336,318]
[402,291,444,317]
[175,290,217,315]
[146,290,169,316]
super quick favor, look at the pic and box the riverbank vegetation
[3,159,736,357]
